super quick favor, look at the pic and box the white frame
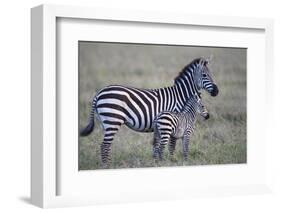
[31,4,274,208]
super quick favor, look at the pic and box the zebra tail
[80,119,95,136]
[80,97,97,137]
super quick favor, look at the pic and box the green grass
[78,42,247,170]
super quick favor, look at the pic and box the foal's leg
[153,130,161,160]
[169,136,177,161]
[159,135,171,160]
[169,136,177,156]
[182,133,191,161]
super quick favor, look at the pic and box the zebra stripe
[153,94,209,160]
[80,57,218,166]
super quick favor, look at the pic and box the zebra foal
[153,94,209,161]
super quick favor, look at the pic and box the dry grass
[78,42,247,170]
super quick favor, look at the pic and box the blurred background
[79,41,246,170]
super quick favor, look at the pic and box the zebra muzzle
[210,84,219,96]
[204,113,210,120]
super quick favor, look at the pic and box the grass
[78,42,247,170]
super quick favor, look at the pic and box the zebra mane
[174,57,206,83]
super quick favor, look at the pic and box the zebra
[152,94,209,161]
[80,57,219,166]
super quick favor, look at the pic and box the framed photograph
[31,4,274,208]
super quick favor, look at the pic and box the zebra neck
[157,86,177,111]
[174,75,199,108]
[184,107,196,125]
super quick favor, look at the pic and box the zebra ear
[205,55,213,65]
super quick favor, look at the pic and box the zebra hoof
[101,161,111,169]
[170,156,178,162]
[101,164,107,169]
[153,159,158,164]
[153,158,161,165]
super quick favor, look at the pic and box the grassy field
[79,42,247,170]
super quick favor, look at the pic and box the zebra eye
[202,73,207,77]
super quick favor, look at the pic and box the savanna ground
[79,42,247,170]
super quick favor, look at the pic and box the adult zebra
[80,57,219,166]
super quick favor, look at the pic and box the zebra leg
[159,136,170,160]
[169,137,177,161]
[153,131,161,160]
[169,136,177,155]
[101,142,112,167]
[182,134,190,161]
[100,125,121,167]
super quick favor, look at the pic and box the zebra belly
[95,85,160,132]
[125,122,154,132]
[95,97,155,132]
